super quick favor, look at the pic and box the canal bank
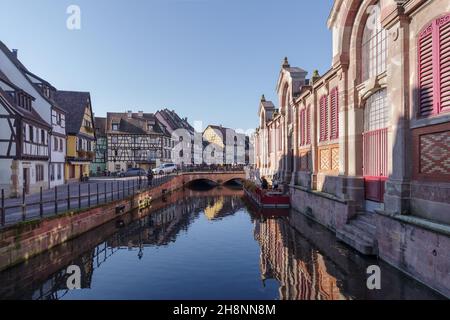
[0,187,443,300]
[289,185,450,298]
[0,172,244,272]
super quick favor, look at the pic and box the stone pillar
[383,8,411,215]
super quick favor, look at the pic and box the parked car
[119,168,147,177]
[152,163,178,175]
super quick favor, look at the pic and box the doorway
[362,89,389,209]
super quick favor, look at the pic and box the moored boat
[243,180,290,209]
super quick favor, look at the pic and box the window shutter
[330,88,339,140]
[418,22,435,117]
[319,96,328,142]
[439,14,450,113]
[299,109,305,146]
[306,105,311,145]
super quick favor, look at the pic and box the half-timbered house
[106,111,172,172]
[53,91,96,183]
[0,72,50,197]
[0,42,68,191]
[91,116,107,175]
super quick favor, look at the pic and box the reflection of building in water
[109,195,244,250]
[255,217,345,300]
[204,196,243,220]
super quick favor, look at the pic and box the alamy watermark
[366,265,381,290]
[66,5,81,30]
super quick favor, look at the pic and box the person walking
[147,169,154,187]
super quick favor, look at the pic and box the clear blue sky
[1,0,333,131]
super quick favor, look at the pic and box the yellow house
[53,91,96,182]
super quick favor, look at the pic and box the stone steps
[336,213,377,256]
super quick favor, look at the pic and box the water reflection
[0,187,444,300]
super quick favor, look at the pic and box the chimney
[11,49,18,59]
[138,111,143,118]
[127,110,132,118]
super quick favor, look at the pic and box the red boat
[243,181,290,209]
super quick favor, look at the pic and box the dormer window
[16,92,32,111]
[42,85,50,98]
[112,123,119,131]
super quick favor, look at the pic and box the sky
[0,0,334,131]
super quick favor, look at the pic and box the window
[57,164,62,180]
[319,95,328,142]
[50,164,55,181]
[330,88,339,140]
[364,89,388,132]
[111,136,118,144]
[306,105,311,145]
[112,123,119,131]
[41,130,45,145]
[36,165,44,182]
[299,108,306,146]
[29,126,34,142]
[418,13,450,117]
[60,138,63,152]
[54,137,58,151]
[361,2,387,81]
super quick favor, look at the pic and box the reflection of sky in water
[61,209,275,300]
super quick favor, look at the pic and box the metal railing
[0,175,173,228]
[0,167,246,228]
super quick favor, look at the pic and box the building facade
[254,0,450,297]
[203,125,249,165]
[0,79,50,197]
[53,91,96,183]
[91,117,107,175]
[155,108,197,165]
[0,42,68,195]
[106,111,172,172]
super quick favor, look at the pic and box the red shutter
[319,96,328,142]
[299,109,304,146]
[418,22,435,117]
[330,88,339,140]
[306,105,311,145]
[439,14,450,113]
[302,109,306,146]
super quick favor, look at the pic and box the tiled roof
[94,117,107,137]
[53,91,91,135]
[106,112,169,136]
[0,87,50,128]
[156,108,194,133]
[0,41,66,114]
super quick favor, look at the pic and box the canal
[0,186,444,300]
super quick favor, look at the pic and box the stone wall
[290,185,352,232]
[375,212,450,298]
[0,175,185,272]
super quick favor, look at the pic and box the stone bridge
[180,171,246,186]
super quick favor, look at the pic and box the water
[0,187,444,300]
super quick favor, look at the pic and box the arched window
[362,2,387,81]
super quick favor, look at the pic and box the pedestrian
[261,177,269,190]
[147,169,154,187]
[272,174,279,190]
